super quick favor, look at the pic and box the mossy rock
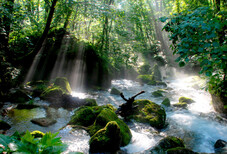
[152,90,164,97]
[132,99,166,129]
[84,98,98,106]
[110,87,121,95]
[151,64,162,81]
[137,75,156,84]
[179,97,194,104]
[173,102,188,108]
[89,108,132,146]
[31,130,45,138]
[31,117,57,127]
[9,89,31,103]
[167,147,198,154]
[29,80,49,97]
[41,86,65,101]
[69,105,131,146]
[0,120,11,130]
[162,98,171,107]
[53,77,71,93]
[152,136,185,152]
[138,64,151,75]
[89,121,121,153]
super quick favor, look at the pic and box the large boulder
[69,105,131,148]
[53,77,71,93]
[162,98,171,107]
[110,87,121,95]
[8,89,31,103]
[214,139,227,153]
[31,117,57,127]
[89,121,121,153]
[132,99,166,129]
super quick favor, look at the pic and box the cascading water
[4,74,227,153]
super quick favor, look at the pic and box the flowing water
[3,75,227,153]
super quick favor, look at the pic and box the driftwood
[116,91,145,118]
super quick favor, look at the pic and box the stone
[31,117,57,127]
[214,139,227,153]
[167,147,198,154]
[110,87,121,95]
[53,77,71,93]
[0,120,11,130]
[162,98,171,107]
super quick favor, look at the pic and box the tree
[160,7,226,96]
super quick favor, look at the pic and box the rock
[151,64,162,81]
[137,75,156,85]
[138,64,151,75]
[179,97,194,104]
[152,90,164,97]
[173,97,194,109]
[31,117,57,127]
[152,136,185,152]
[9,89,31,103]
[28,80,49,97]
[69,105,132,146]
[89,121,121,153]
[0,120,11,130]
[167,147,198,154]
[162,98,171,107]
[84,98,98,106]
[214,139,227,153]
[132,99,166,129]
[41,86,65,102]
[110,87,121,95]
[53,77,71,93]
[211,94,227,117]
[31,130,45,138]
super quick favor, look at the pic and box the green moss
[133,99,166,129]
[173,102,188,108]
[179,97,194,104]
[53,77,71,93]
[162,98,171,107]
[167,147,197,154]
[41,86,65,98]
[110,87,121,95]
[154,56,166,66]
[69,106,97,126]
[31,130,45,138]
[89,108,131,146]
[84,98,98,106]
[224,105,227,110]
[152,91,164,97]
[137,75,155,84]
[151,64,162,81]
[89,121,121,153]
[138,64,151,75]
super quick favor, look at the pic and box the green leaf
[205,71,212,77]
[179,61,185,67]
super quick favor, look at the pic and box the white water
[4,75,227,153]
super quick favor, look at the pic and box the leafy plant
[160,7,226,96]
[0,130,67,154]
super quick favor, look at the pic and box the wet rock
[162,98,171,107]
[69,105,131,147]
[31,117,57,127]
[0,120,11,130]
[53,77,71,93]
[110,87,121,95]
[173,96,194,109]
[214,139,227,153]
[89,121,121,153]
[132,99,166,129]
[151,136,185,152]
[152,90,164,97]
[167,147,198,154]
[211,94,227,118]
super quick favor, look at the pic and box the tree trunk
[31,0,58,56]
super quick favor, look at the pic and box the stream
[3,74,227,153]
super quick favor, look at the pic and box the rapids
[4,75,227,153]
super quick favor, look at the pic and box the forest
[0,0,226,153]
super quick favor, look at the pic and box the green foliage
[160,7,227,96]
[0,130,67,153]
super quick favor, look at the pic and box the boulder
[214,139,227,153]
[132,99,166,129]
[53,77,71,93]
[162,98,171,107]
[89,121,121,153]
[211,94,227,117]
[31,117,57,127]
[9,89,31,103]
[151,64,162,81]
[69,105,132,146]
[137,75,156,85]
[152,136,185,152]
[110,87,121,95]
[173,97,194,109]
